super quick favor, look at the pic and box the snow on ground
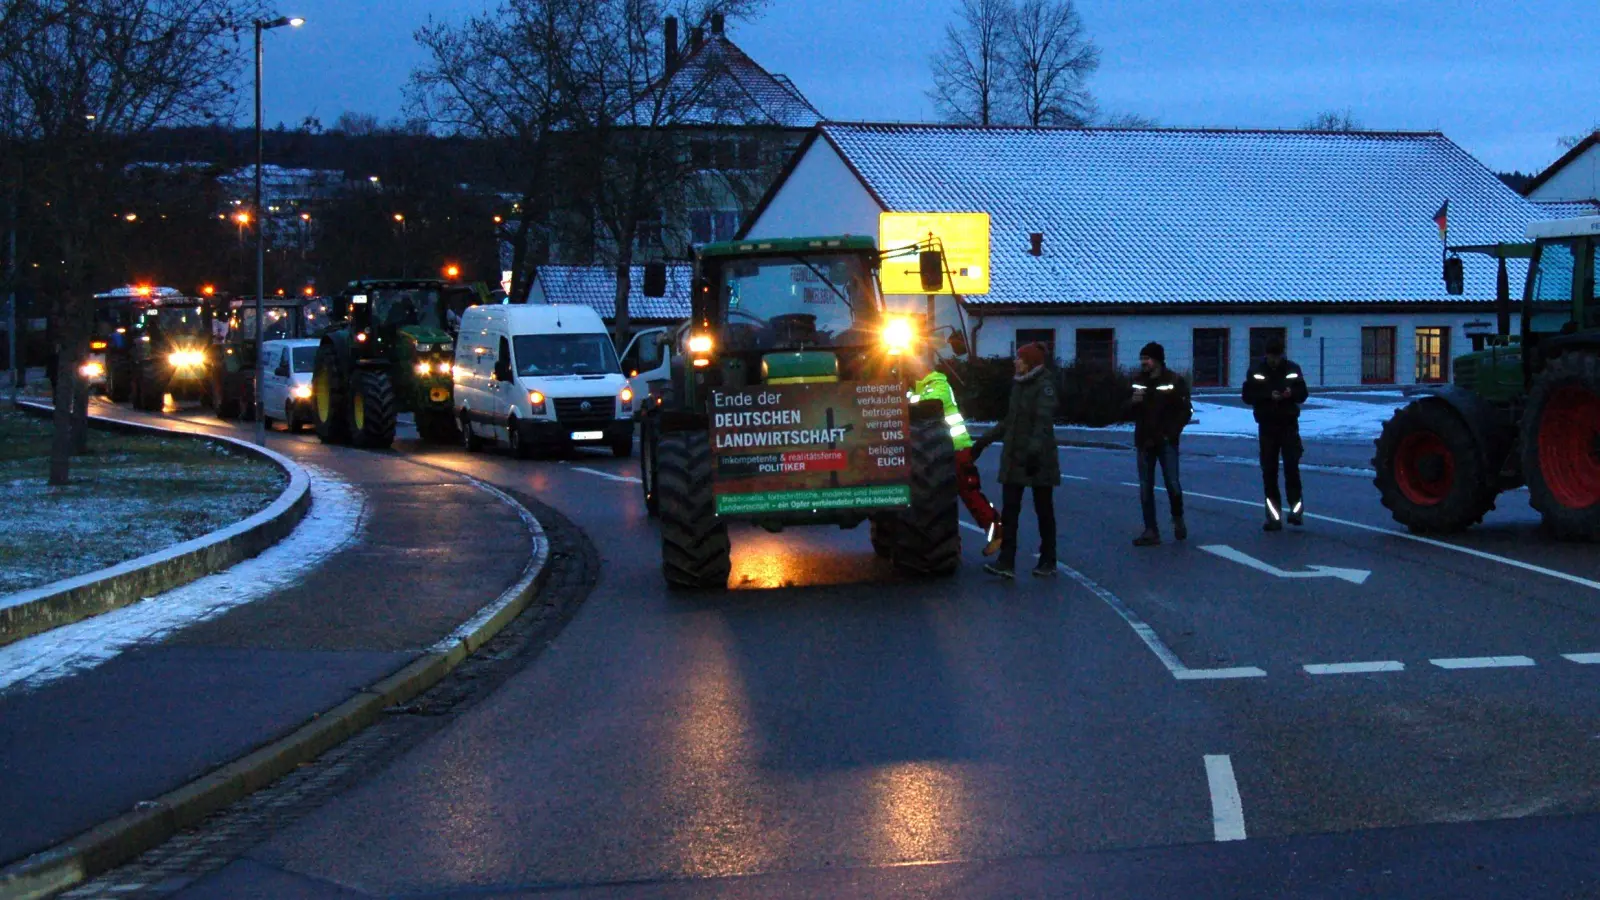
[1186,397,1406,441]
[0,464,365,694]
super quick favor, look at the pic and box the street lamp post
[253,13,303,445]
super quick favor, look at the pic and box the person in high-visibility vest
[908,356,1003,555]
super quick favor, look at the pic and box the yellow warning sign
[878,212,991,296]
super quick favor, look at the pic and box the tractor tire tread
[657,431,731,589]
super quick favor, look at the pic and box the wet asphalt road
[83,405,1600,897]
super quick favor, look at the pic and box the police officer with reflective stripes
[908,357,1003,555]
[1243,334,1309,531]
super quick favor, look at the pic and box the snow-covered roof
[94,286,186,301]
[636,35,822,129]
[531,265,691,321]
[1531,200,1600,219]
[814,123,1544,306]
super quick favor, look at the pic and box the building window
[690,210,740,244]
[1415,327,1450,383]
[689,137,714,170]
[1075,328,1115,370]
[737,139,762,170]
[1588,244,1600,329]
[1248,326,1287,362]
[1192,328,1229,386]
[1015,328,1056,361]
[1362,326,1397,384]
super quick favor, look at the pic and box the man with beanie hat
[1243,333,1308,530]
[1128,341,1190,546]
[971,342,1059,578]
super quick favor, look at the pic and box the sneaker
[1133,530,1161,547]
[983,563,1015,579]
[1263,518,1283,532]
[1032,564,1057,577]
[1173,517,1187,541]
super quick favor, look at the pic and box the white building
[1524,131,1600,219]
[742,124,1548,388]
[529,264,691,326]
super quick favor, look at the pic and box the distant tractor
[311,279,463,449]
[636,235,968,589]
[1374,216,1600,539]
[212,295,332,420]
[92,286,217,411]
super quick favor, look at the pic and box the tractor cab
[91,286,216,408]
[211,296,334,420]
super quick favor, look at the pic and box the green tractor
[91,286,218,412]
[637,236,966,589]
[1374,216,1600,539]
[212,294,332,419]
[311,279,466,449]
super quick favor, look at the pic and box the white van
[259,338,320,433]
[454,305,635,457]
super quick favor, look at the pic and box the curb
[0,472,551,900]
[0,401,311,648]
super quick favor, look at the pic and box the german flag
[1433,200,1449,242]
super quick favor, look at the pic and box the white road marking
[0,465,364,694]
[1062,474,1090,481]
[1303,661,1405,675]
[572,466,643,484]
[1204,754,1247,842]
[1562,653,1600,665]
[962,521,1266,681]
[1199,544,1371,585]
[1137,484,1600,595]
[1430,655,1537,670]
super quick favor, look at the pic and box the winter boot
[1287,501,1304,527]
[1133,529,1161,547]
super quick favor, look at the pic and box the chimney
[1028,232,1044,256]
[689,26,704,52]
[711,13,725,35]
[664,16,678,73]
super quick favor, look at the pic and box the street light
[253,12,304,445]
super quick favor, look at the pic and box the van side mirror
[1443,255,1465,296]
[919,250,944,293]
[642,262,667,298]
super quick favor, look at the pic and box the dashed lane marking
[1205,754,1247,842]
[572,466,643,484]
[1562,653,1600,664]
[1303,661,1405,675]
[1431,655,1537,670]
[960,521,1267,681]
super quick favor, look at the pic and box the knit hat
[1264,334,1286,355]
[1017,342,1048,370]
[1139,342,1166,364]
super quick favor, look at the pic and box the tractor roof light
[882,316,916,356]
[688,334,713,355]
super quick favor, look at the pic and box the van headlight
[528,390,547,414]
[620,386,634,413]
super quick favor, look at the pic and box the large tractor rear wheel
[657,430,730,589]
[893,415,961,575]
[869,513,898,559]
[415,409,460,444]
[133,367,163,413]
[1522,353,1600,541]
[348,369,397,450]
[313,343,350,445]
[213,375,241,420]
[1373,399,1497,533]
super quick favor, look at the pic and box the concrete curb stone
[0,401,311,647]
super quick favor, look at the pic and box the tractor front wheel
[313,344,350,445]
[1373,399,1497,533]
[348,369,397,450]
[892,415,961,575]
[1522,353,1600,540]
[415,409,460,445]
[657,430,730,589]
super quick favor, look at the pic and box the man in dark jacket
[971,342,1059,578]
[1243,335,1308,530]
[1129,342,1190,546]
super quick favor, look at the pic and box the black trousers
[999,483,1056,570]
[1259,423,1303,513]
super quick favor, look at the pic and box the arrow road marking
[1198,544,1371,585]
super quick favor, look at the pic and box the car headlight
[881,316,916,356]
[169,350,205,368]
[291,385,313,400]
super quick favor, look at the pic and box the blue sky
[259,0,1597,174]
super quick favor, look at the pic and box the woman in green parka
[970,343,1060,578]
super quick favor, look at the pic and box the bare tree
[1099,111,1157,128]
[928,0,1013,125]
[1,0,253,485]
[330,111,382,136]
[1005,0,1098,127]
[1302,109,1363,132]
[1558,124,1599,149]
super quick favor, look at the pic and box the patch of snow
[0,464,365,695]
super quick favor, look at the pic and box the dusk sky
[258,0,1598,175]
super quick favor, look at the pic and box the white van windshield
[512,334,621,377]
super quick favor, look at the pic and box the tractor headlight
[688,334,713,355]
[415,361,432,376]
[881,317,916,356]
[620,386,634,412]
[169,349,205,369]
[79,361,105,379]
[291,384,313,400]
